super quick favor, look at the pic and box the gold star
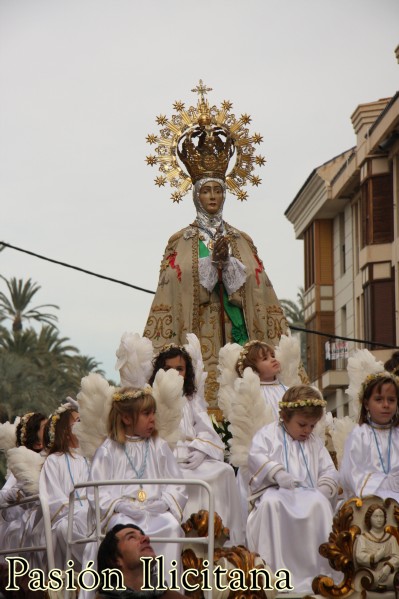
[251,175,262,186]
[155,176,166,187]
[237,190,248,201]
[156,114,168,126]
[146,155,157,166]
[221,100,233,111]
[146,134,158,145]
[173,101,185,111]
[255,155,266,166]
[241,114,251,125]
[171,191,183,203]
[252,133,263,144]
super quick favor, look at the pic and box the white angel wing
[115,332,154,388]
[346,349,384,403]
[7,446,45,495]
[153,368,184,449]
[184,333,207,408]
[217,343,242,421]
[0,418,19,452]
[330,416,356,468]
[228,367,274,468]
[74,373,115,459]
[275,332,302,387]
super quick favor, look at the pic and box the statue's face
[370,508,385,530]
[198,180,224,215]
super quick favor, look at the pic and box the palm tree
[0,276,59,332]
[279,287,307,369]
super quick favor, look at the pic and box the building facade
[285,47,399,416]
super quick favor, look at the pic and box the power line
[0,241,156,295]
[1,240,398,350]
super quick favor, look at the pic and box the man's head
[97,524,155,575]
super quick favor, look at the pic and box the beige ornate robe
[144,222,288,407]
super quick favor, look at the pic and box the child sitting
[149,344,245,545]
[39,403,90,569]
[246,384,338,594]
[87,385,187,573]
[340,371,399,501]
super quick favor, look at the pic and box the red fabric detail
[167,252,182,282]
[254,254,264,286]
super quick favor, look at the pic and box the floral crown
[237,340,268,376]
[19,412,34,446]
[279,397,327,409]
[359,371,399,403]
[113,385,153,403]
[47,403,75,449]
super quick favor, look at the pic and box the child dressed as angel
[246,384,338,594]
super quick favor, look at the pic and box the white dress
[0,474,25,563]
[246,421,338,594]
[85,435,187,573]
[340,424,399,501]
[236,379,287,522]
[175,396,245,545]
[39,451,90,569]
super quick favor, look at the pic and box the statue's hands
[212,236,229,266]
[274,470,295,490]
[377,564,391,583]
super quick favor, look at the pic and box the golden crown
[146,80,266,203]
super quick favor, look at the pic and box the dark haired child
[340,372,399,501]
[246,384,338,594]
[150,344,245,545]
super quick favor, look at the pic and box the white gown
[85,435,187,574]
[175,396,245,545]
[39,451,90,569]
[236,379,287,523]
[340,424,399,501]
[246,421,338,594]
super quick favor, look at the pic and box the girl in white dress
[246,385,338,594]
[149,344,245,545]
[236,340,287,420]
[87,385,187,573]
[39,404,90,570]
[340,372,399,501]
[0,412,46,564]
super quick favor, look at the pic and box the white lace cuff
[199,256,247,294]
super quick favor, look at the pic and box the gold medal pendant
[137,488,147,502]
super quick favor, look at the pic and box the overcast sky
[1,0,398,380]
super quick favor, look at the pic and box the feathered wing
[153,368,184,449]
[74,373,115,459]
[0,418,19,452]
[184,333,207,408]
[217,343,242,421]
[7,446,45,495]
[228,367,274,468]
[115,332,154,388]
[346,349,384,410]
[275,332,302,387]
[329,416,356,468]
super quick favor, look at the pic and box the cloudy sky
[1,0,398,380]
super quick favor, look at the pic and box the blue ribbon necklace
[124,438,150,502]
[282,425,314,488]
[371,426,392,474]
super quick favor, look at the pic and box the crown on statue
[146,80,266,202]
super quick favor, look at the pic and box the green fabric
[199,240,248,345]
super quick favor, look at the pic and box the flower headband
[113,385,153,403]
[358,371,399,403]
[237,340,268,376]
[47,403,76,449]
[19,412,34,447]
[279,398,327,409]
